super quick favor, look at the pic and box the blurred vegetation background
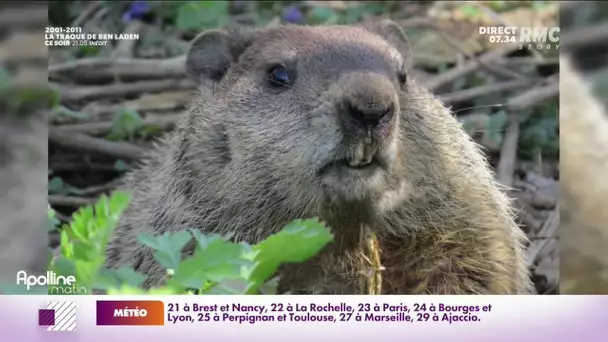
[559,1,608,294]
[45,1,563,293]
[0,1,49,287]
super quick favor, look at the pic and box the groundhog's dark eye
[268,65,294,88]
[397,69,407,86]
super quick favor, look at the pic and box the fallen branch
[424,43,521,91]
[526,209,559,266]
[80,178,123,196]
[50,91,193,124]
[439,79,530,104]
[437,31,531,81]
[507,76,559,111]
[49,161,119,172]
[57,112,184,135]
[49,127,146,160]
[52,78,196,102]
[48,55,187,80]
[496,112,520,187]
[49,195,97,207]
[495,76,559,186]
[497,56,559,67]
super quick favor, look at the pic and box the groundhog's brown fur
[559,56,608,294]
[105,20,532,294]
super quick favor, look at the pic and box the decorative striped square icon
[38,309,55,326]
[41,301,76,331]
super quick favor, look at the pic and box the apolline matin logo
[16,270,87,294]
[38,301,77,331]
[96,300,165,326]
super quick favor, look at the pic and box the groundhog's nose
[338,73,397,131]
[345,101,394,127]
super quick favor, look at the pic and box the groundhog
[559,56,608,294]
[105,20,533,294]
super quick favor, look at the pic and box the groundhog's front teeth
[348,142,367,167]
[347,140,376,167]
[347,154,374,167]
[348,158,363,167]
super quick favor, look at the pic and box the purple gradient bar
[38,309,55,326]
[0,295,607,342]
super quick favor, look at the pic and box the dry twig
[52,78,196,102]
[49,127,146,160]
[57,113,184,135]
[49,195,97,207]
[439,79,530,104]
[424,44,521,91]
[48,55,186,79]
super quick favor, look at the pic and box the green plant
[176,1,229,31]
[106,108,144,141]
[46,191,333,295]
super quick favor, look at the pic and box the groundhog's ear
[186,27,252,84]
[362,19,412,66]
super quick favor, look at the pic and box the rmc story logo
[478,26,559,50]
[16,270,87,294]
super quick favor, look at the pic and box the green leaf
[176,1,228,31]
[73,259,101,289]
[452,76,468,92]
[459,4,482,18]
[532,2,551,11]
[189,229,234,250]
[112,267,148,287]
[54,105,89,119]
[50,89,61,109]
[488,1,507,11]
[47,248,54,269]
[48,177,85,196]
[107,284,182,295]
[53,191,132,293]
[485,110,507,147]
[60,229,74,258]
[47,205,61,232]
[0,67,12,94]
[52,255,77,279]
[106,284,147,295]
[137,231,193,271]
[95,267,147,290]
[70,207,93,243]
[344,5,366,23]
[246,218,333,293]
[0,284,48,295]
[78,45,100,57]
[114,159,129,171]
[108,191,131,217]
[171,235,252,290]
[71,240,98,262]
[107,108,143,141]
[307,6,337,24]
[48,176,65,194]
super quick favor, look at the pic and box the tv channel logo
[38,301,76,331]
